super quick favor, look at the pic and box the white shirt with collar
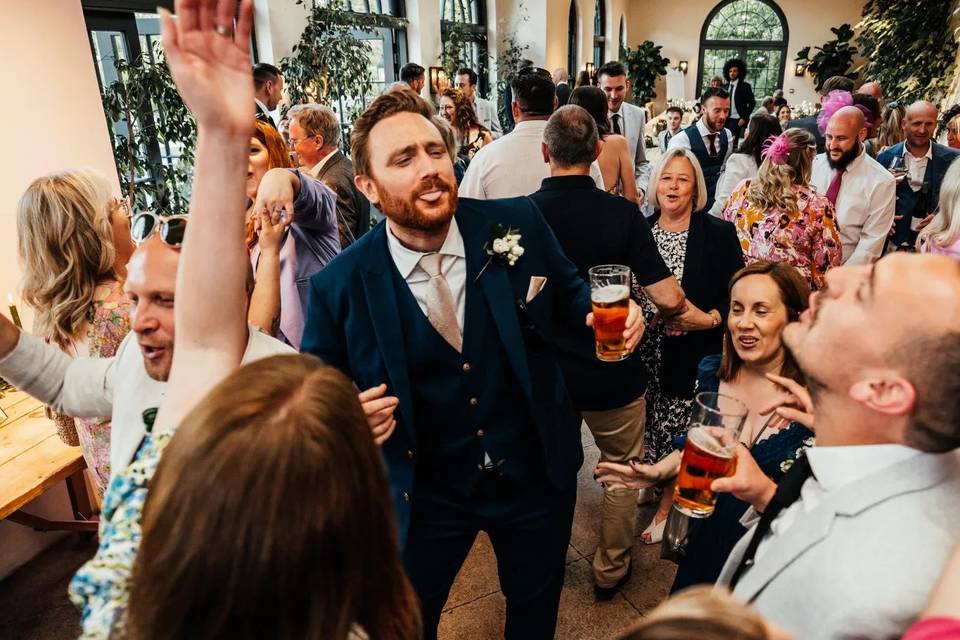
[667,118,734,165]
[458,120,604,199]
[902,141,933,192]
[812,148,896,265]
[385,216,467,330]
[255,97,273,121]
[753,444,923,563]
[306,150,338,178]
[728,79,740,119]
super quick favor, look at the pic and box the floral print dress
[62,281,132,497]
[722,180,842,290]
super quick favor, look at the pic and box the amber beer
[589,265,631,362]
[673,427,737,517]
[672,392,748,518]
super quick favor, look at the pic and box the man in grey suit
[714,252,960,640]
[598,61,651,203]
[288,103,370,247]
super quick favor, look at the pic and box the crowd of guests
[2,1,960,639]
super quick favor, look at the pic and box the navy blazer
[301,197,591,547]
[876,142,960,243]
[787,114,825,153]
[648,210,744,398]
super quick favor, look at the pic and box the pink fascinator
[761,134,792,165]
[817,90,853,134]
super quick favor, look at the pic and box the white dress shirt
[307,151,337,178]
[728,79,740,119]
[658,127,682,153]
[458,120,604,199]
[754,444,923,563]
[667,118,734,165]
[710,153,758,216]
[903,141,933,192]
[472,96,503,139]
[0,327,293,475]
[812,149,896,265]
[385,216,467,330]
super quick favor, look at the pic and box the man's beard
[827,143,861,170]
[377,175,457,232]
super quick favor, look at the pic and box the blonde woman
[918,158,960,258]
[947,113,960,150]
[876,102,905,153]
[721,129,842,289]
[16,170,135,496]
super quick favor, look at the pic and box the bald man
[858,80,883,101]
[812,106,896,265]
[0,235,293,473]
[877,101,960,249]
[553,68,571,106]
[717,252,960,640]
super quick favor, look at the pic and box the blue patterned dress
[68,411,170,639]
[669,354,815,592]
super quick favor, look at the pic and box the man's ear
[512,101,521,120]
[849,373,916,417]
[541,141,550,164]
[553,96,559,111]
[858,127,868,144]
[354,174,380,206]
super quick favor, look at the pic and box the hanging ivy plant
[492,5,530,133]
[100,44,196,214]
[856,0,956,103]
[440,23,488,81]
[280,0,408,121]
[623,41,670,104]
[795,24,859,92]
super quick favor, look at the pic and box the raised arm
[154,0,255,432]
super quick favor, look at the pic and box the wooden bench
[0,390,97,532]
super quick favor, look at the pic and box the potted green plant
[795,24,859,92]
[622,41,670,104]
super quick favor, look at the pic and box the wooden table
[0,391,97,532]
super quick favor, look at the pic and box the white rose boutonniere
[477,224,523,281]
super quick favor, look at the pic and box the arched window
[441,0,489,95]
[618,16,626,58]
[698,0,788,99]
[568,1,578,76]
[592,0,606,66]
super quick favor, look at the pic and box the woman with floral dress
[722,128,842,290]
[16,170,135,497]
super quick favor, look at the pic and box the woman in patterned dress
[16,170,135,497]
[634,148,744,543]
[721,128,842,290]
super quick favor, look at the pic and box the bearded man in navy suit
[301,89,644,639]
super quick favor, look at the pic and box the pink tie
[826,169,845,205]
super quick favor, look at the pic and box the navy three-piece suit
[301,196,592,638]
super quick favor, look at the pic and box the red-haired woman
[439,88,493,159]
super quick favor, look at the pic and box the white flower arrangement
[477,225,524,280]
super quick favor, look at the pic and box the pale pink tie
[419,252,462,352]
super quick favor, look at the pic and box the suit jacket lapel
[681,212,705,290]
[735,451,958,602]
[314,150,343,182]
[456,207,534,402]
[359,226,415,441]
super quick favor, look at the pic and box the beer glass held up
[589,264,631,362]
[673,392,748,518]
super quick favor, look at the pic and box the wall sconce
[794,63,806,77]
[678,60,689,74]
[585,62,595,77]
[429,66,448,95]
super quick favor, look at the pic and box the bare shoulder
[603,134,630,151]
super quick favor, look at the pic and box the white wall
[0,0,118,578]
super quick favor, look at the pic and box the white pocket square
[526,276,548,303]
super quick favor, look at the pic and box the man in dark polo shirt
[529,105,690,600]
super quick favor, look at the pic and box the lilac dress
[249,169,339,349]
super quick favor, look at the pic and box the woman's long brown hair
[126,355,421,640]
[718,261,810,384]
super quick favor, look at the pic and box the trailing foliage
[280,0,407,121]
[795,24,859,92]
[440,22,488,81]
[493,6,530,133]
[856,0,956,103]
[623,41,670,104]
[100,45,196,214]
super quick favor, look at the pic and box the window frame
[592,0,606,66]
[440,0,489,96]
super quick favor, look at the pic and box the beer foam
[591,284,629,304]
[688,426,733,458]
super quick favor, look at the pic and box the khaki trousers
[581,395,647,587]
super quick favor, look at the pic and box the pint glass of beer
[589,264,631,362]
[673,392,748,518]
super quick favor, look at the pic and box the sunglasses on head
[130,212,188,247]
